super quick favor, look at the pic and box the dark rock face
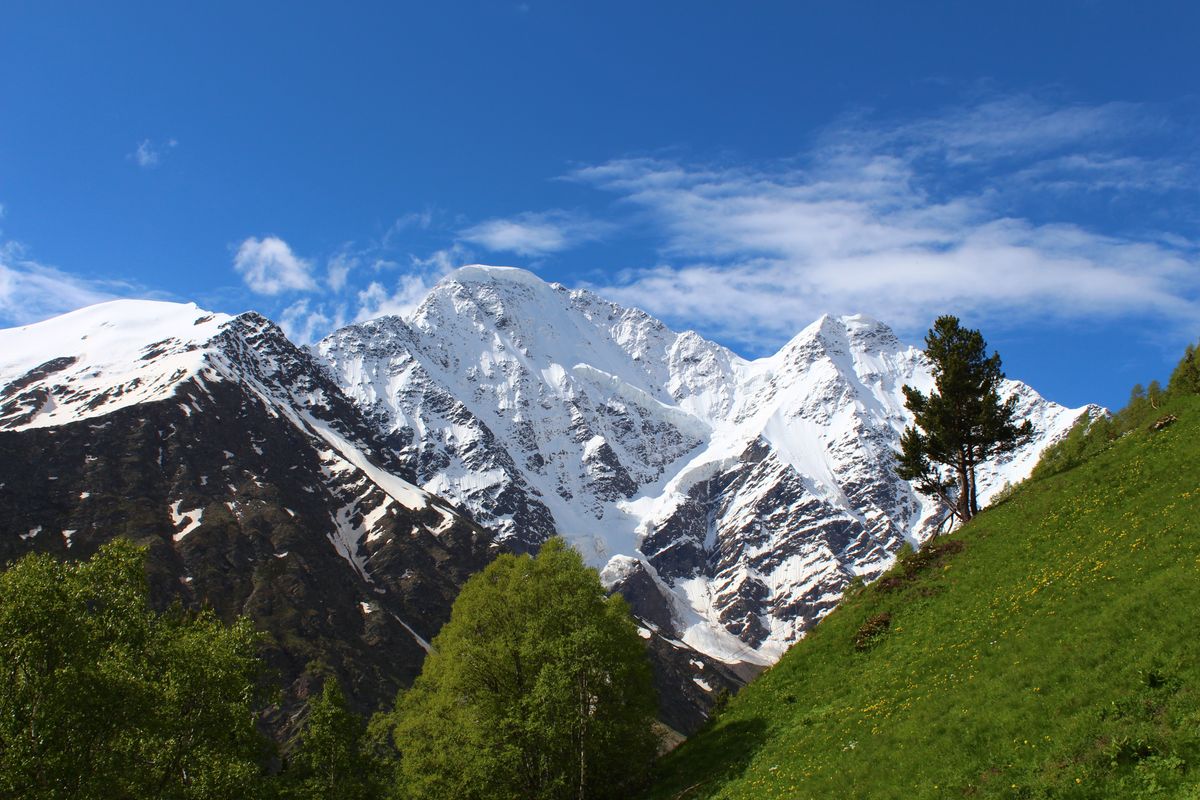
[642,633,761,736]
[0,311,495,735]
[607,559,677,634]
[605,558,759,735]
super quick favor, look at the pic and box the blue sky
[1,1,1198,410]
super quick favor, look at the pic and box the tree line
[1031,339,1200,480]
[0,539,658,800]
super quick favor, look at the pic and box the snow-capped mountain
[0,279,1099,733]
[0,300,495,728]
[317,265,1099,666]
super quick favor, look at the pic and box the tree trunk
[966,450,979,517]
[955,454,972,522]
[578,676,588,800]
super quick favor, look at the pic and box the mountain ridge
[315,265,1099,665]
[0,274,1100,729]
[0,300,496,733]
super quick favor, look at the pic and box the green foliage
[0,540,272,800]
[987,480,1018,507]
[1169,343,1200,396]
[852,613,892,652]
[896,315,1033,524]
[281,677,384,800]
[379,538,658,800]
[1035,341,1200,482]
[1030,412,1113,480]
[646,392,1200,799]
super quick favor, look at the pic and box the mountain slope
[0,300,494,726]
[316,266,1096,668]
[645,394,1200,799]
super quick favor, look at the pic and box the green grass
[647,395,1200,799]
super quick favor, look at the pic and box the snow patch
[169,500,205,542]
[387,611,431,653]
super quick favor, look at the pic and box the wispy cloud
[856,96,1146,164]
[1008,154,1189,194]
[460,210,609,257]
[279,298,344,345]
[233,236,317,295]
[0,242,138,326]
[354,244,471,322]
[572,97,1199,351]
[380,209,436,249]
[129,138,178,169]
[325,250,357,292]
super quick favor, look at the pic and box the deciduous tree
[0,540,271,800]
[379,538,657,800]
[282,676,383,800]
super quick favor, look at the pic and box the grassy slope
[648,396,1200,799]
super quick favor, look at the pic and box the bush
[853,612,892,652]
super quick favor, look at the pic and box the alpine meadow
[645,349,1200,799]
[2,3,1199,799]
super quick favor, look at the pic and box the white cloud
[279,298,342,345]
[233,236,317,295]
[572,99,1199,350]
[1009,154,1189,194]
[354,245,469,321]
[0,243,134,326]
[460,211,608,257]
[130,138,178,169]
[382,210,435,245]
[326,251,357,292]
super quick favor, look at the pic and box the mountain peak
[442,264,553,288]
[773,312,905,363]
[0,299,231,383]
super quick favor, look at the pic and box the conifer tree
[1168,343,1200,395]
[896,316,1033,526]
[282,676,382,800]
